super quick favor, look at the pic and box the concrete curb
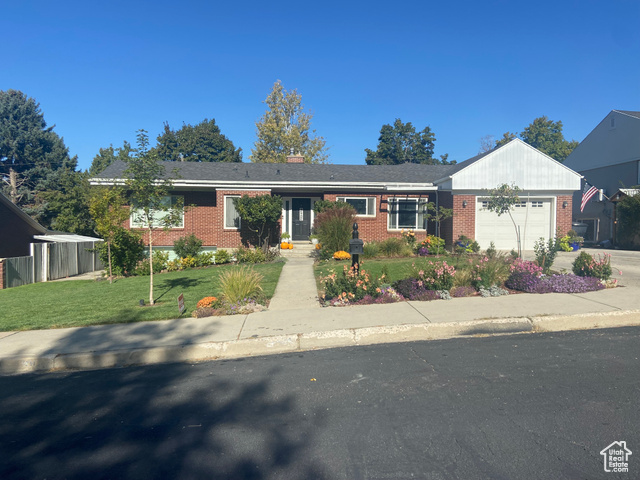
[2,310,640,375]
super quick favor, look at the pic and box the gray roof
[95,160,458,185]
[615,110,640,120]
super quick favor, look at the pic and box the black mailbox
[349,238,364,255]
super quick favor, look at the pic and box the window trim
[387,198,427,230]
[130,195,184,229]
[337,196,376,217]
[224,195,241,230]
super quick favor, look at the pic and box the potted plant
[280,232,292,249]
[566,229,584,251]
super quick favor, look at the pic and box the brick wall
[438,193,476,247]
[556,195,573,235]
[322,192,431,242]
[129,190,273,249]
[0,259,5,290]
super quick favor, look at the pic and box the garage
[475,198,554,251]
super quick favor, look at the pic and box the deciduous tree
[89,141,133,176]
[124,130,183,305]
[484,183,522,256]
[233,194,283,248]
[251,81,328,164]
[493,117,577,161]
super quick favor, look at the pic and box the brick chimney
[286,149,305,163]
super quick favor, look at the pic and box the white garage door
[476,198,553,250]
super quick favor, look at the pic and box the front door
[292,198,311,240]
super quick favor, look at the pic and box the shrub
[333,250,351,260]
[314,204,356,255]
[485,241,497,258]
[535,274,605,294]
[363,241,380,259]
[378,237,412,257]
[219,266,264,303]
[173,234,203,259]
[479,286,509,297]
[572,251,613,280]
[471,255,511,290]
[197,296,221,309]
[392,278,439,301]
[533,236,561,274]
[214,249,231,264]
[408,260,456,291]
[234,245,267,264]
[450,286,476,298]
[95,227,145,276]
[455,235,480,254]
[321,264,382,303]
[418,235,446,255]
[134,250,169,276]
[313,199,350,213]
[617,193,640,248]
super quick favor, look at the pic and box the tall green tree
[153,119,242,163]
[493,117,578,161]
[233,194,283,248]
[89,141,133,176]
[251,80,329,164]
[0,89,77,209]
[89,186,130,283]
[124,130,183,305]
[365,119,446,165]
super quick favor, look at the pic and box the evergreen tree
[251,80,328,164]
[89,141,133,176]
[0,89,76,208]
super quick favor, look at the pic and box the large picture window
[130,195,184,228]
[337,196,376,216]
[388,198,427,230]
[224,195,241,229]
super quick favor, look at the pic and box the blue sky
[4,0,639,171]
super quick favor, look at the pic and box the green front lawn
[0,262,284,331]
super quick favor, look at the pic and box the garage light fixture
[462,200,467,208]
[562,201,568,208]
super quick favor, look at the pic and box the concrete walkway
[1,249,640,375]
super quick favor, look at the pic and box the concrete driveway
[524,248,640,288]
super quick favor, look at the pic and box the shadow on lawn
[155,276,204,303]
[0,361,329,479]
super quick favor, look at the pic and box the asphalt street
[1,327,638,480]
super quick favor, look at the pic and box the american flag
[581,181,598,212]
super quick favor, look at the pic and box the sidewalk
[1,252,639,375]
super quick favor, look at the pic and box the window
[514,202,527,208]
[388,198,427,230]
[224,195,241,229]
[531,201,543,208]
[337,196,376,216]
[130,195,183,228]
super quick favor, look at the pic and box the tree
[364,119,440,165]
[124,130,183,305]
[616,192,640,248]
[425,202,453,238]
[493,117,577,161]
[484,183,522,256]
[39,169,95,236]
[153,119,242,163]
[89,141,133,176]
[89,186,131,283]
[0,89,76,208]
[520,117,578,162]
[479,135,496,153]
[251,80,328,164]
[233,194,283,249]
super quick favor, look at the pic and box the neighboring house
[0,191,103,289]
[0,191,47,257]
[563,110,640,244]
[91,139,581,252]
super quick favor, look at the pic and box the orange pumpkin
[281,242,289,249]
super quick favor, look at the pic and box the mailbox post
[349,222,364,273]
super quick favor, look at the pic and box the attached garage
[475,197,554,250]
[435,139,581,250]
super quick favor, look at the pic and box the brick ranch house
[91,139,581,253]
